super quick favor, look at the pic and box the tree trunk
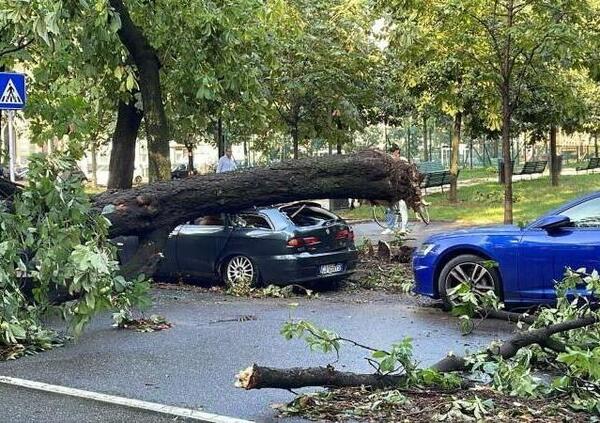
[109,0,171,183]
[186,144,194,173]
[423,116,429,161]
[108,100,143,190]
[90,142,98,188]
[550,125,559,187]
[292,124,299,159]
[448,112,461,203]
[595,133,598,158]
[406,125,411,163]
[501,93,513,224]
[93,150,423,277]
[337,142,342,155]
[93,150,423,238]
[217,117,224,159]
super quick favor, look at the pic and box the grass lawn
[459,167,497,180]
[342,173,600,225]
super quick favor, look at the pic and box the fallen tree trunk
[236,316,598,390]
[235,364,407,390]
[93,149,422,238]
[0,177,21,200]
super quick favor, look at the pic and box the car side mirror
[537,215,571,231]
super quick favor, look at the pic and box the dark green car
[156,202,358,287]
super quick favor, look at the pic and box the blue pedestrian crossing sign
[0,72,26,110]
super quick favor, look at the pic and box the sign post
[0,72,26,183]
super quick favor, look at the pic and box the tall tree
[441,0,592,222]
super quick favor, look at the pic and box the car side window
[235,213,272,230]
[560,198,600,228]
[193,215,225,226]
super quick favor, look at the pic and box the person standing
[382,144,409,235]
[216,146,237,173]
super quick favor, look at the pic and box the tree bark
[108,99,143,190]
[550,125,559,187]
[186,144,194,173]
[292,124,299,159]
[216,117,224,160]
[90,142,98,188]
[236,315,598,390]
[0,177,20,200]
[423,116,429,162]
[448,112,461,203]
[501,92,514,224]
[94,149,423,239]
[109,0,171,182]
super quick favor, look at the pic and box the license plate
[320,263,344,275]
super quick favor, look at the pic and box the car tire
[222,255,259,288]
[134,175,143,184]
[438,254,501,311]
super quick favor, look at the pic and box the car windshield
[281,204,339,227]
[559,197,600,228]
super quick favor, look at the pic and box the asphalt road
[0,287,514,423]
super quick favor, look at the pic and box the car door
[176,215,232,277]
[224,213,282,258]
[519,196,600,300]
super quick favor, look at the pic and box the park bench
[512,160,547,178]
[576,157,600,173]
[417,161,458,192]
[417,161,445,174]
[417,161,459,192]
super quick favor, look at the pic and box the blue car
[413,192,600,307]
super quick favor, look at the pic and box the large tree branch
[0,38,34,58]
[237,315,598,390]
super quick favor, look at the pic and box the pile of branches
[236,269,600,419]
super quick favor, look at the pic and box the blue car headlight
[416,243,437,257]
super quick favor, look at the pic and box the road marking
[0,375,253,423]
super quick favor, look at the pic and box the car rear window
[236,213,272,229]
[282,205,339,227]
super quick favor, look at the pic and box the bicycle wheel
[416,203,430,225]
[372,205,390,229]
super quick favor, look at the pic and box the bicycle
[371,200,430,230]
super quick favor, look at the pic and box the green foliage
[281,320,341,355]
[0,152,150,359]
[371,337,415,375]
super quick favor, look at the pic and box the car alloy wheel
[438,254,501,310]
[225,256,255,286]
[445,262,495,295]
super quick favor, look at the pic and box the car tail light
[287,237,304,248]
[287,236,321,248]
[336,229,354,241]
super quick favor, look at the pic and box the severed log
[235,364,407,390]
[92,149,423,238]
[235,316,598,390]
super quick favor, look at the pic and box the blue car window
[560,197,600,228]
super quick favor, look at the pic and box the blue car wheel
[438,254,501,310]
